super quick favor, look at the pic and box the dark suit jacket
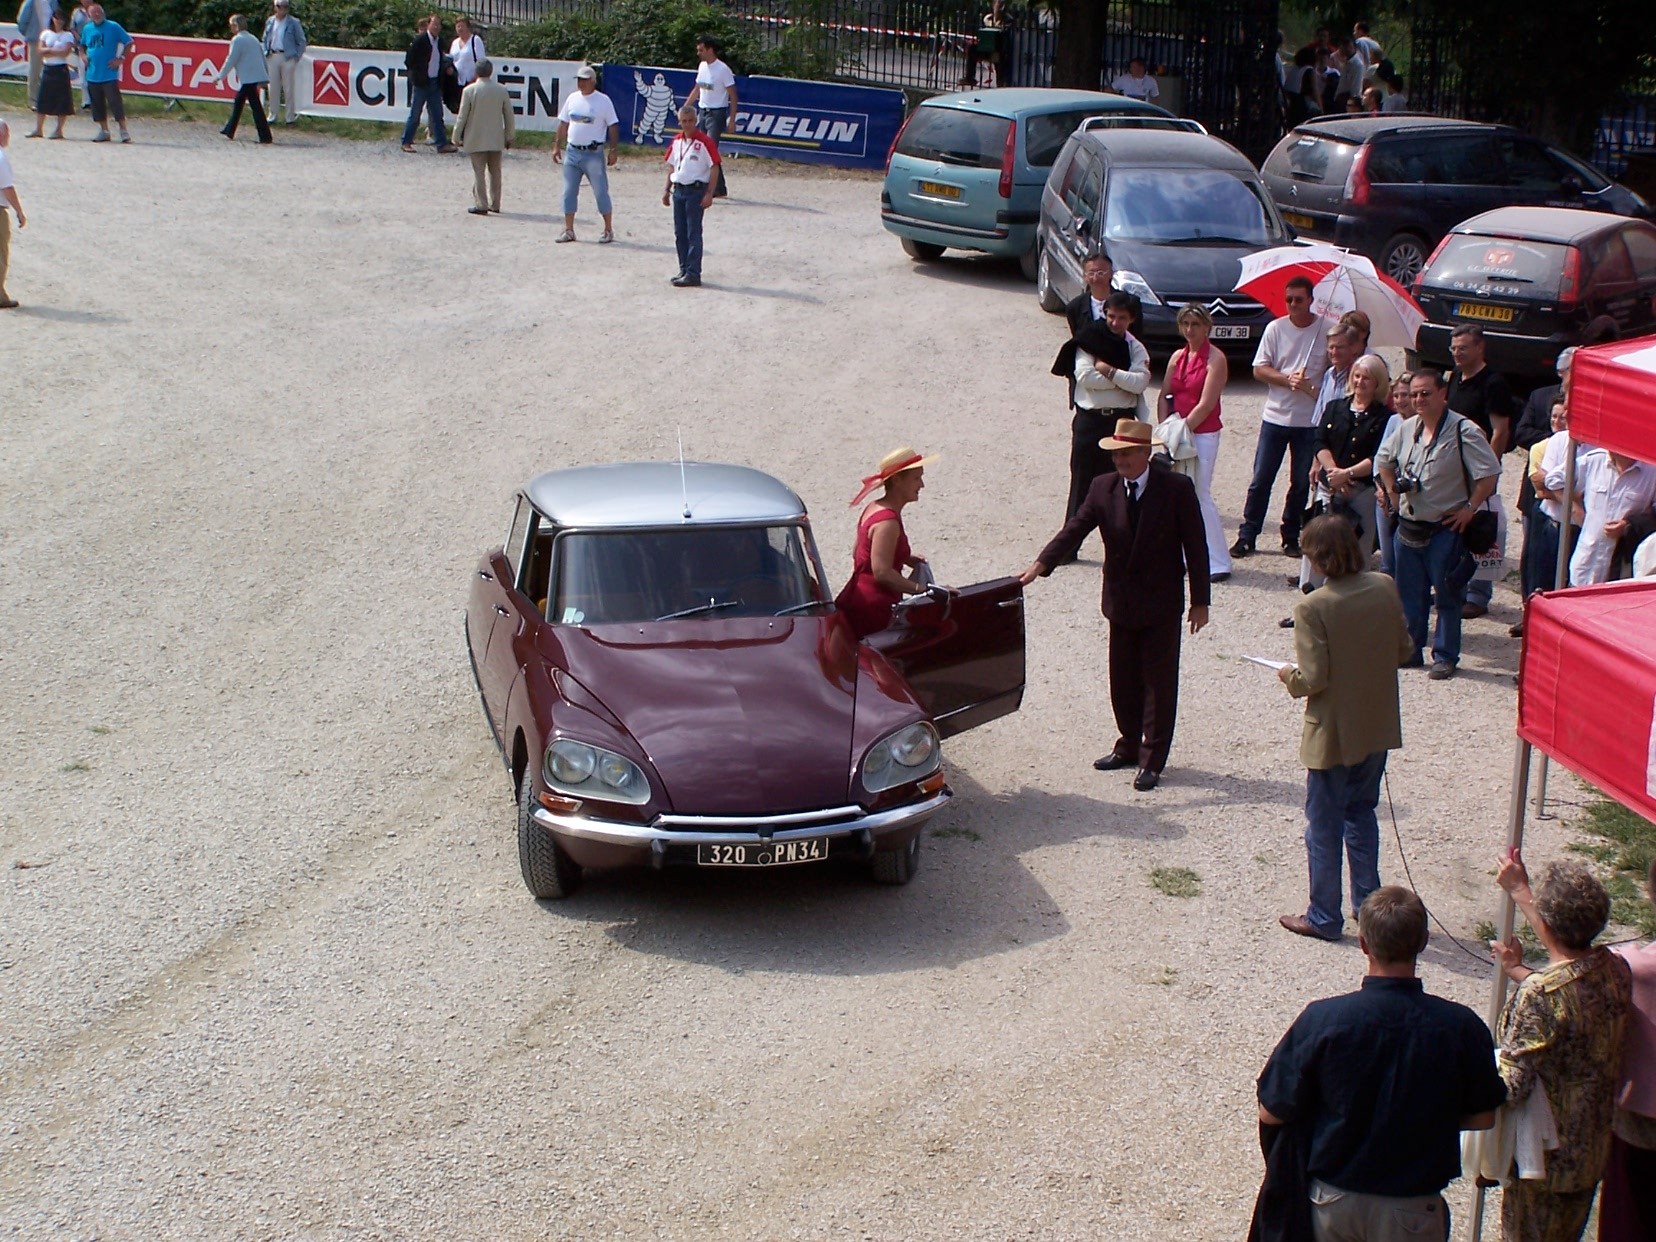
[1065,291,1100,337]
[405,31,440,87]
[1512,382,1561,512]
[1038,467,1212,628]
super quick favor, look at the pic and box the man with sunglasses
[1235,276,1329,559]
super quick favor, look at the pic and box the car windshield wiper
[1160,235,1261,246]
[774,600,830,616]
[933,151,983,166]
[656,600,743,621]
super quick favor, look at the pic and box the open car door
[867,577,1026,739]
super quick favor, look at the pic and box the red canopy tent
[1564,333,1656,464]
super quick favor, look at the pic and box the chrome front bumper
[533,789,952,848]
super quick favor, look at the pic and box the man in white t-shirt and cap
[552,65,620,244]
[0,119,27,310]
[1111,57,1159,103]
[686,36,737,198]
[1233,275,1330,559]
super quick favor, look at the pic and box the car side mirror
[1562,174,1583,193]
[1071,215,1089,236]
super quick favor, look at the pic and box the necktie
[1127,478,1141,532]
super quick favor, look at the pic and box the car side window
[1499,138,1569,192]
[1427,135,1503,186]
[1074,152,1103,224]
[1591,232,1636,293]
[1623,227,1656,283]
[1025,110,1096,169]
[1049,143,1076,199]
[1060,149,1092,215]
[1365,138,1424,183]
[521,517,554,613]
[504,496,531,577]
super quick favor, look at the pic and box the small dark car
[1035,128,1293,352]
[466,462,1026,899]
[1411,207,1656,377]
[1260,116,1651,286]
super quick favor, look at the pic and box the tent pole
[1469,734,1534,1241]
[1533,439,1578,820]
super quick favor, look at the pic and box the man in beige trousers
[452,58,514,215]
[1276,514,1414,942]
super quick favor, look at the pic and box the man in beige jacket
[1277,514,1414,941]
[452,58,514,215]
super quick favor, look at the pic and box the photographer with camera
[1375,371,1501,681]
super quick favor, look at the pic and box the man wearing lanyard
[662,104,719,287]
[686,36,736,199]
[552,65,619,244]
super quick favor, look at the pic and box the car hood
[556,617,863,816]
[1107,238,1273,298]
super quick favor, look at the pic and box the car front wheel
[1036,240,1065,314]
[901,238,946,262]
[517,777,583,899]
[871,833,921,885]
[1380,233,1429,286]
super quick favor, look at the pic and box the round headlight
[891,723,936,768]
[862,743,893,783]
[547,740,596,784]
[597,753,637,790]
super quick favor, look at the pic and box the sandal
[400,143,416,153]
[598,229,614,244]
[48,133,64,140]
[25,131,43,138]
[555,229,576,243]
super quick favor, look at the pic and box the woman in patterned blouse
[1492,850,1632,1242]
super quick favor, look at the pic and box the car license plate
[697,838,829,867]
[1282,211,1315,230]
[1455,301,1515,324]
[1212,325,1251,340]
[918,180,962,199]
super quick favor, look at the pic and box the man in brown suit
[1277,515,1414,941]
[453,58,515,215]
[1020,417,1211,791]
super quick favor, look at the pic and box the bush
[490,0,758,72]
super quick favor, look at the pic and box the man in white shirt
[552,65,619,244]
[1234,276,1329,558]
[261,0,306,124]
[1352,21,1383,71]
[1332,38,1365,109]
[449,17,484,86]
[686,36,737,198]
[662,104,720,287]
[0,119,26,310]
[1568,451,1656,585]
[1111,57,1159,103]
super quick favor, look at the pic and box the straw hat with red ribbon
[849,446,940,506]
[1098,418,1153,452]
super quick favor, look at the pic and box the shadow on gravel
[904,254,1029,294]
[532,770,1193,974]
[1416,936,1496,981]
[714,198,826,214]
[14,305,124,324]
[712,283,824,303]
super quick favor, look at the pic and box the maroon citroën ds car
[466,462,1026,898]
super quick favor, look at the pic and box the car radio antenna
[676,428,692,521]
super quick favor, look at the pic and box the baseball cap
[575,65,596,80]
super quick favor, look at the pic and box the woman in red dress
[835,447,937,639]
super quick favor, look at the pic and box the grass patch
[1150,966,1179,986]
[1474,918,1545,961]
[1149,866,1201,898]
[1573,797,1656,938]
[88,724,113,735]
[930,825,981,842]
[60,760,92,774]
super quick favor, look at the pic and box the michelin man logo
[634,71,677,143]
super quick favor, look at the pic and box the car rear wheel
[517,777,583,899]
[1379,233,1429,286]
[901,238,946,262]
[871,833,921,885]
[1018,245,1039,282]
[1036,241,1065,314]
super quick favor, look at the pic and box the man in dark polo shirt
[1447,324,1513,619]
[1256,887,1506,1240]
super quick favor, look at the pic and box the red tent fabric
[1520,580,1656,822]
[1568,333,1656,463]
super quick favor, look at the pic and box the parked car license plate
[1282,211,1315,230]
[697,838,830,867]
[1212,325,1251,340]
[918,180,962,199]
[1455,301,1515,323]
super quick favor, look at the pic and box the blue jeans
[1466,572,1493,609]
[561,147,612,216]
[697,105,729,195]
[1393,524,1474,666]
[1375,493,1395,576]
[1304,752,1387,936]
[400,80,447,147]
[672,181,707,278]
[1238,422,1318,546]
[1523,509,1562,598]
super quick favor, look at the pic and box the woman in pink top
[1163,304,1231,578]
[835,447,936,639]
[1602,858,1656,1240]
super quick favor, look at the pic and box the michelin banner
[605,63,904,171]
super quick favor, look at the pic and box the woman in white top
[28,9,79,139]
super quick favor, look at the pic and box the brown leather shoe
[1280,913,1341,941]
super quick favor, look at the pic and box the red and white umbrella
[1236,243,1426,349]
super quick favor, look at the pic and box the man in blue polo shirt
[1256,887,1506,1240]
[79,3,133,144]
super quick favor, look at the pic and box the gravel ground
[0,111,1590,1240]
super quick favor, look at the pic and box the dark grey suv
[1260,116,1651,286]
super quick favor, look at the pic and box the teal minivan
[880,88,1195,279]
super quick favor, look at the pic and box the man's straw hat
[1098,418,1153,451]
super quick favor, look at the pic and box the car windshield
[551,524,829,625]
[1427,235,1570,296]
[1102,168,1280,244]
[895,107,1010,170]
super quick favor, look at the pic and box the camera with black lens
[1395,471,1424,495]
